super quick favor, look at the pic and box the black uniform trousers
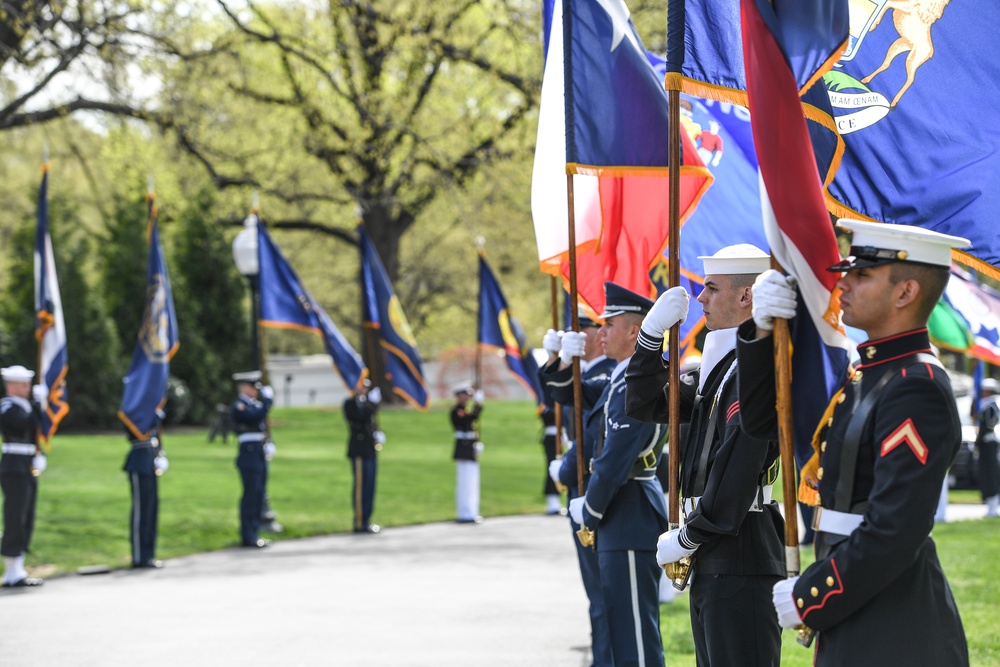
[690,573,782,666]
[351,456,377,530]
[237,441,266,545]
[0,455,36,557]
[126,458,159,564]
[542,433,559,496]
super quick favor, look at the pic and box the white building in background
[265,351,539,408]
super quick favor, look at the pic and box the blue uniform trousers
[569,490,613,667]
[237,442,266,545]
[350,456,377,530]
[599,548,664,667]
[127,470,159,564]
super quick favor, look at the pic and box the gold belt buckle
[641,451,657,469]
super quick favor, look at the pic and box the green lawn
[26,401,1000,663]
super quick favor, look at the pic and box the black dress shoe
[352,524,381,534]
[242,539,272,548]
[2,577,43,587]
[132,560,163,569]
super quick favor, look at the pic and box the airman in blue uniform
[546,283,669,667]
[123,408,168,568]
[344,380,383,533]
[230,371,273,548]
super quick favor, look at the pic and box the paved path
[1,515,592,667]
[2,504,990,666]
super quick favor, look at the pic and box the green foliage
[168,185,251,422]
[0,218,36,369]
[100,173,153,356]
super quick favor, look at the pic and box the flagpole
[566,173,593,548]
[549,276,564,459]
[475,239,486,393]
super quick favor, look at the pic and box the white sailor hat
[1,365,35,382]
[829,219,971,271]
[698,244,771,276]
[232,370,263,383]
[452,382,474,396]
[598,282,655,320]
[982,377,1000,394]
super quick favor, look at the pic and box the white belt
[238,433,265,443]
[813,507,864,536]
[683,484,773,516]
[454,431,477,439]
[2,443,36,455]
[544,426,558,436]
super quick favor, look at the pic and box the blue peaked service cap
[598,282,654,320]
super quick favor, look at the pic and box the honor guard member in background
[230,371,274,548]
[344,379,384,533]
[739,220,969,665]
[626,245,784,666]
[543,314,616,667]
[539,397,562,515]
[975,377,1000,517]
[0,365,47,587]
[547,282,669,667]
[451,384,484,523]
[124,408,168,568]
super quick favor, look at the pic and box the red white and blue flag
[740,0,852,464]
[532,0,712,316]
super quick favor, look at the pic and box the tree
[169,185,251,423]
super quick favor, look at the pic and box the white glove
[568,497,585,525]
[559,331,587,365]
[473,441,485,455]
[642,287,690,338]
[373,430,386,445]
[260,385,275,400]
[368,387,382,405]
[263,441,276,459]
[752,270,798,332]
[773,576,803,629]
[548,459,563,485]
[543,329,564,354]
[656,527,698,567]
[473,389,485,404]
[31,454,47,475]
[32,384,48,408]
[154,455,169,473]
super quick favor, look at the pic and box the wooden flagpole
[550,276,565,458]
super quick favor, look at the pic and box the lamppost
[232,214,261,372]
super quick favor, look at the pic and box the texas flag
[531,0,712,316]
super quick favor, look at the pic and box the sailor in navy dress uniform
[450,384,484,523]
[230,371,274,548]
[625,245,784,666]
[547,282,669,667]
[542,316,616,667]
[975,378,1000,517]
[738,220,969,666]
[344,380,384,533]
[0,365,46,587]
[123,408,168,568]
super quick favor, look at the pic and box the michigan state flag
[119,193,179,439]
[257,219,367,391]
[34,162,69,444]
[358,226,429,411]
[479,255,543,405]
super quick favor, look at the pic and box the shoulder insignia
[608,419,630,431]
[726,400,740,424]
[880,418,928,464]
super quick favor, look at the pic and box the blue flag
[34,163,69,444]
[119,194,179,439]
[358,226,429,411]
[478,255,543,405]
[256,219,367,391]
[822,1,1000,278]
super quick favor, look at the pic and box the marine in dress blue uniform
[738,220,969,666]
[123,408,167,567]
[344,380,383,533]
[548,283,669,667]
[230,371,273,548]
[975,378,1000,517]
[543,318,616,667]
[0,365,46,587]
[626,246,784,667]
[451,385,484,523]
